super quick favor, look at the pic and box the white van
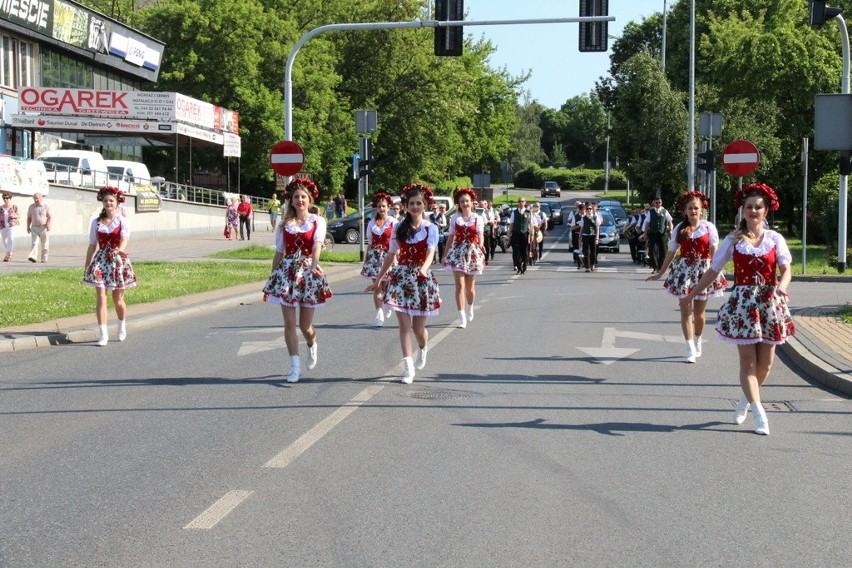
[38,150,109,188]
[106,160,153,194]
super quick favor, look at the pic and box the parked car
[38,150,109,187]
[597,210,620,253]
[541,180,561,197]
[327,207,375,244]
[539,199,563,224]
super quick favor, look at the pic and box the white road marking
[184,490,254,530]
[237,339,283,356]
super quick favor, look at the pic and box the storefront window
[1,34,36,89]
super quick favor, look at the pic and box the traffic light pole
[282,15,615,141]
[835,14,849,272]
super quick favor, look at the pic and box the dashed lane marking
[184,490,254,530]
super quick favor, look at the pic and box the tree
[510,94,547,172]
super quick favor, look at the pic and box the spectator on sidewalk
[225,197,239,240]
[26,193,52,263]
[237,195,253,240]
[267,193,281,230]
[83,187,137,346]
[1,192,20,261]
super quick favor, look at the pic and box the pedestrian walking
[83,187,137,346]
[566,201,585,269]
[1,191,21,261]
[580,201,601,272]
[366,183,441,384]
[26,192,52,263]
[237,195,253,240]
[262,178,332,383]
[646,191,728,363]
[225,197,238,240]
[681,183,796,435]
[508,198,532,274]
[642,197,673,271]
[267,193,281,230]
[360,191,398,327]
[442,187,485,329]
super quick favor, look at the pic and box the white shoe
[685,344,696,364]
[694,337,702,357]
[97,334,108,347]
[385,309,393,319]
[733,396,750,425]
[459,311,467,329]
[287,355,301,383]
[467,307,474,322]
[415,345,428,370]
[307,342,318,370]
[117,321,127,342]
[401,357,415,384]
[753,403,770,435]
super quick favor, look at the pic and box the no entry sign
[721,139,760,177]
[269,140,305,176]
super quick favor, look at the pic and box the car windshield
[600,211,616,226]
[539,204,551,215]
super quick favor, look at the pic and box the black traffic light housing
[358,159,371,178]
[579,0,609,53]
[435,0,464,56]
[697,150,715,172]
[809,1,844,27]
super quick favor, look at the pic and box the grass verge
[209,244,360,264]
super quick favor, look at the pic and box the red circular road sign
[721,139,760,177]
[269,140,305,176]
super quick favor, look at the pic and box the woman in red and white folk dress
[441,187,486,329]
[366,183,441,384]
[83,187,137,346]
[262,178,332,383]
[647,191,728,363]
[360,191,398,327]
[683,183,795,436]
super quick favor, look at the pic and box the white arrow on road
[577,327,684,365]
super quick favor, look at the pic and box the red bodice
[453,223,479,246]
[97,225,122,249]
[398,237,430,267]
[733,246,777,286]
[284,221,317,256]
[680,231,711,260]
[370,222,393,251]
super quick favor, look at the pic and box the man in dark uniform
[507,198,532,274]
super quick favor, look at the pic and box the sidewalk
[1,230,850,396]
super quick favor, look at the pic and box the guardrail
[43,163,271,211]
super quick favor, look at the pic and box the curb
[0,263,362,354]
[780,337,852,397]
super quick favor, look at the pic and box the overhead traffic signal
[579,0,609,53]
[697,150,715,172]
[809,1,844,28]
[434,0,464,56]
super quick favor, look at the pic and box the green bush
[435,176,472,196]
[514,166,627,192]
[808,174,851,246]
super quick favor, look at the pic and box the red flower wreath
[284,177,319,201]
[97,186,126,203]
[371,191,394,208]
[453,187,478,204]
[734,182,780,212]
[675,190,709,212]
[400,183,435,206]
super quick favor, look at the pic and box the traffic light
[809,1,843,28]
[358,159,371,178]
[434,0,463,56]
[697,150,715,172]
[579,0,609,53]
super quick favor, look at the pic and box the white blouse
[275,213,327,253]
[710,230,792,273]
[668,220,719,252]
[388,220,439,253]
[88,216,130,245]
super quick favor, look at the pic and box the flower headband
[453,187,478,204]
[97,186,125,203]
[284,177,319,201]
[676,190,710,212]
[400,183,435,207]
[734,182,780,212]
[371,191,394,208]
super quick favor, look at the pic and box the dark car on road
[597,210,620,253]
[541,181,561,197]
[327,207,375,244]
[539,199,563,225]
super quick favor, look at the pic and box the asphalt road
[2,218,850,567]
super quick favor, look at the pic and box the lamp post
[686,0,696,191]
[662,0,668,70]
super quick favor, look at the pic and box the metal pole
[835,14,849,272]
[661,0,667,70]
[283,15,615,141]
[687,0,696,191]
[604,113,610,195]
[802,137,809,274]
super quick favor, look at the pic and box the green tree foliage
[509,94,547,172]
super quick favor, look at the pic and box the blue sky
[464,0,666,109]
